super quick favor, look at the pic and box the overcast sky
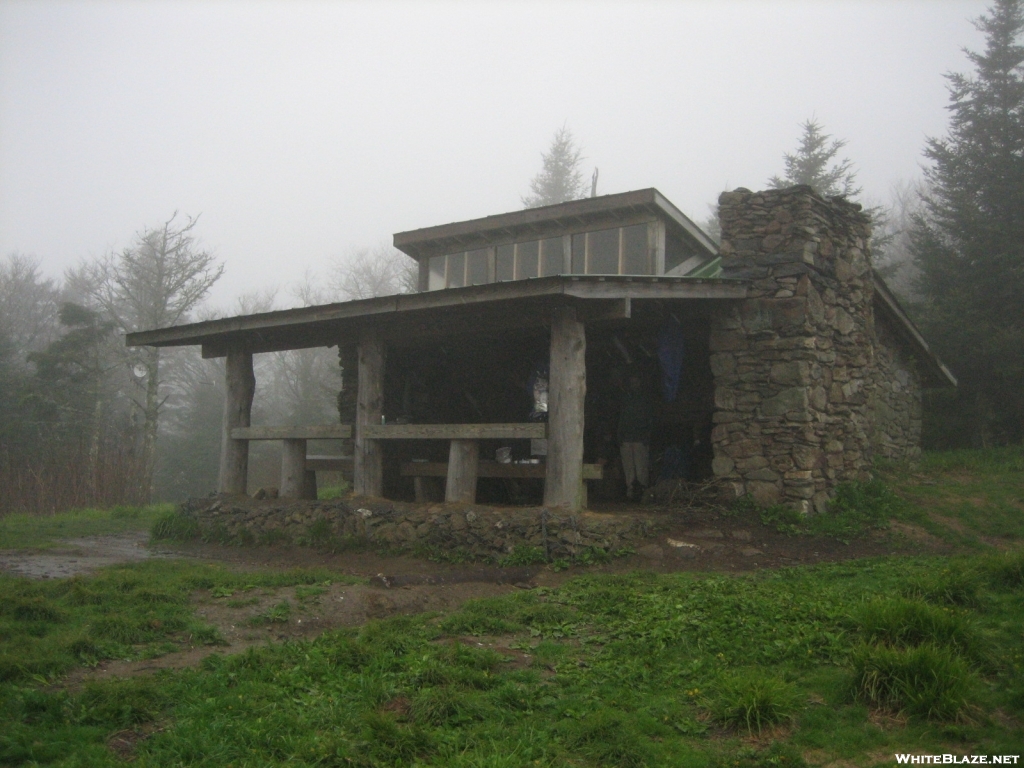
[0,0,986,312]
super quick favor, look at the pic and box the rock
[730,530,752,542]
[740,547,763,557]
[666,538,698,549]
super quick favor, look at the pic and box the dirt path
[3,508,952,685]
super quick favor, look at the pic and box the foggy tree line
[531,0,1023,447]
[0,228,415,514]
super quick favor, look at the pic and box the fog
[0,0,985,311]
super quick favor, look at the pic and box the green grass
[887,445,1024,543]
[0,504,173,550]
[0,559,363,685]
[2,552,1021,766]
[1,450,1023,766]
[1,552,1022,766]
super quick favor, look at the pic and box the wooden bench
[230,425,352,499]
[367,423,547,503]
[230,422,595,506]
[401,460,603,504]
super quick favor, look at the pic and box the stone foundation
[178,495,663,559]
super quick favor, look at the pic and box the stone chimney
[709,186,876,512]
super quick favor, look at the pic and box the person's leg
[635,443,650,489]
[620,442,637,496]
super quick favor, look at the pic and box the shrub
[809,479,900,541]
[978,549,1024,590]
[499,546,548,567]
[853,597,986,663]
[150,511,200,542]
[760,504,805,535]
[901,563,984,609]
[849,643,976,721]
[707,673,803,735]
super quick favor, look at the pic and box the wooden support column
[218,349,256,495]
[445,439,480,503]
[280,438,307,499]
[544,306,586,509]
[354,327,384,497]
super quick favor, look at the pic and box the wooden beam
[402,461,603,479]
[363,423,545,440]
[230,425,352,440]
[354,327,384,497]
[218,349,255,494]
[139,276,748,356]
[305,455,353,474]
[445,439,479,503]
[544,306,586,509]
[280,438,307,499]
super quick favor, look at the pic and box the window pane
[622,224,649,274]
[665,232,692,273]
[496,244,514,281]
[571,233,586,274]
[467,248,490,285]
[448,252,465,288]
[587,228,619,274]
[429,255,446,290]
[516,241,539,279]
[540,238,563,276]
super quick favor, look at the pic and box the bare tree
[66,213,223,498]
[330,244,417,300]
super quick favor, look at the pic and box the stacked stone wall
[177,496,662,559]
[868,314,923,461]
[710,186,878,512]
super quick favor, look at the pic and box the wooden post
[218,348,255,495]
[544,306,586,509]
[354,327,384,497]
[446,439,480,503]
[280,438,307,499]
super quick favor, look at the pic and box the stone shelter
[127,186,954,513]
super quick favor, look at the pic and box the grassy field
[0,447,1021,767]
[0,504,173,550]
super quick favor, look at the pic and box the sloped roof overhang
[871,273,957,388]
[393,188,718,260]
[126,274,747,358]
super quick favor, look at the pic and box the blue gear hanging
[657,317,685,403]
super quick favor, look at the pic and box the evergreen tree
[911,0,1024,446]
[768,119,862,198]
[522,126,589,208]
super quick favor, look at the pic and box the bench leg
[446,439,479,503]
[303,469,318,500]
[281,438,307,499]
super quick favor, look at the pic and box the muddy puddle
[0,530,183,579]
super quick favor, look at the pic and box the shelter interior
[368,300,716,505]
